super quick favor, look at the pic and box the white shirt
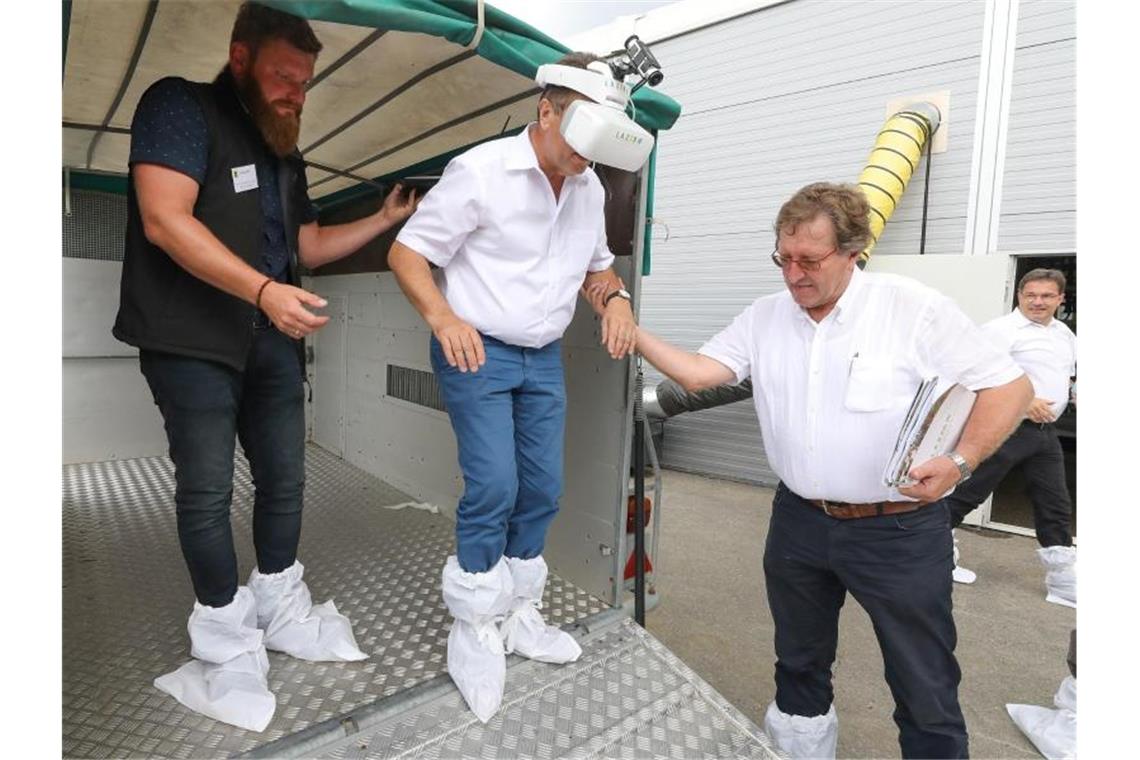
[698,269,1024,503]
[983,309,1076,418]
[395,127,615,348]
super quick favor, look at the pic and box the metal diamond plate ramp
[63,446,606,759]
[305,617,780,760]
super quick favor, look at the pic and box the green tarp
[261,0,681,132]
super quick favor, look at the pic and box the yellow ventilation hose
[856,102,941,268]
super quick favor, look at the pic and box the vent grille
[386,364,445,412]
[63,190,127,261]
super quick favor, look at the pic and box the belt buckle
[820,499,834,517]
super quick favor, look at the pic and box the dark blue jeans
[430,335,566,574]
[764,484,967,759]
[140,325,306,607]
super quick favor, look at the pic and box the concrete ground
[644,469,1075,759]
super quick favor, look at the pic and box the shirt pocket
[844,355,897,412]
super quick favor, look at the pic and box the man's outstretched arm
[635,327,737,393]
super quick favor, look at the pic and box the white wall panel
[63,259,167,463]
[64,358,167,463]
[63,259,134,358]
[997,0,1075,252]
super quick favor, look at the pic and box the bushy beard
[236,70,302,157]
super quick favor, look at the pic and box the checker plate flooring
[313,618,781,760]
[62,446,608,758]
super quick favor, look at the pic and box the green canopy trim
[261,0,680,132]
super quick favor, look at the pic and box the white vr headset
[534,62,654,172]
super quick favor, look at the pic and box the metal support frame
[963,0,1021,256]
[85,0,158,169]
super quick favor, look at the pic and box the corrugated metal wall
[997,0,1075,252]
[643,0,988,484]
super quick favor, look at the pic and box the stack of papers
[883,378,977,488]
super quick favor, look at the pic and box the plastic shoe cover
[952,531,977,585]
[153,587,276,732]
[1037,546,1076,608]
[763,701,838,759]
[501,556,582,664]
[1006,676,1076,760]
[248,560,367,662]
[442,555,515,723]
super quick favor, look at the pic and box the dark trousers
[140,324,306,607]
[764,484,967,759]
[946,420,1073,547]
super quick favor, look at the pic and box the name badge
[231,164,258,193]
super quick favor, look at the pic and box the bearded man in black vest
[113,2,417,731]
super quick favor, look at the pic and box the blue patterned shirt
[129,77,317,278]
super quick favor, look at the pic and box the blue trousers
[430,335,566,574]
[140,324,306,607]
[764,484,968,759]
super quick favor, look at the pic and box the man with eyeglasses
[628,183,1032,759]
[113,2,417,731]
[945,269,1077,606]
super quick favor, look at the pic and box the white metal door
[312,294,348,457]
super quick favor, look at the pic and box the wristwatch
[603,288,631,307]
[947,451,973,483]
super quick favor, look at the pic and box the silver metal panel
[313,294,348,457]
[308,273,464,516]
[63,446,607,759]
[63,258,134,358]
[63,357,168,464]
[314,618,781,760]
[1015,0,1076,47]
[997,0,1075,252]
[643,0,987,485]
[309,268,635,606]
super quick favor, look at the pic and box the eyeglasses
[770,247,841,272]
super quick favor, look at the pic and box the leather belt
[806,498,926,520]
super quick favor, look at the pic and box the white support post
[963,0,1020,257]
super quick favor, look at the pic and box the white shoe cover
[1037,546,1076,608]
[1006,676,1076,760]
[952,531,977,584]
[442,555,515,723]
[153,587,276,732]
[762,701,838,759]
[248,561,367,662]
[501,556,582,664]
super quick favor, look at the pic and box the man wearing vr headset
[388,52,647,722]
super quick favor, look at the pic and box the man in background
[947,269,1077,607]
